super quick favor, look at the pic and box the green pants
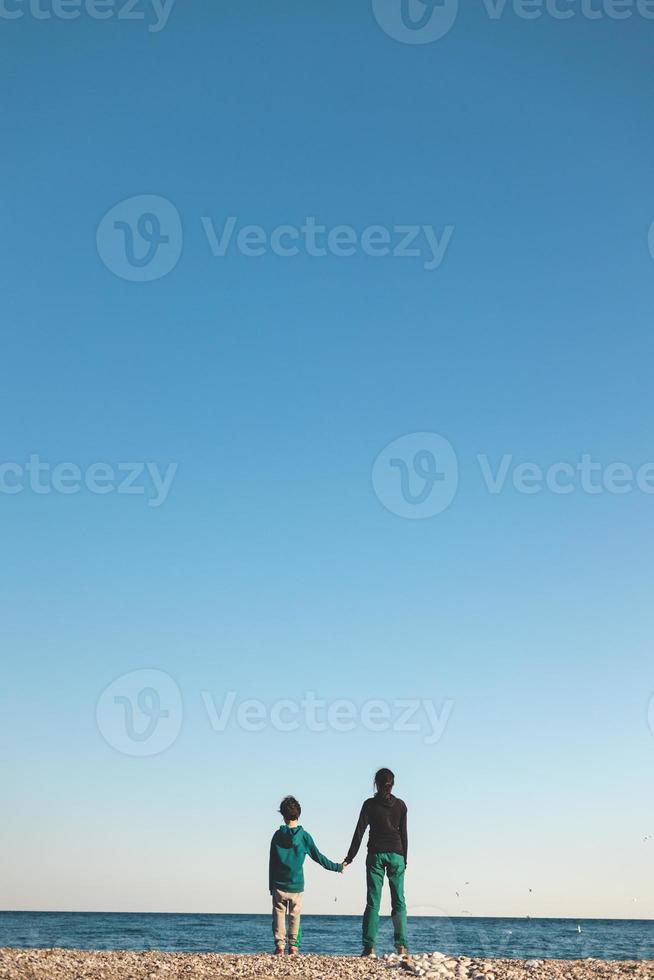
[362,851,408,951]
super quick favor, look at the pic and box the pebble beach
[1,949,651,980]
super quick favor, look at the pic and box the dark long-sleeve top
[345,794,408,865]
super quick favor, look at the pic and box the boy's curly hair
[279,796,301,821]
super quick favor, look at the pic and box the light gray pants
[272,888,303,947]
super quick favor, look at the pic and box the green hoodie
[269,824,342,893]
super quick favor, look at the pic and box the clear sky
[2,0,654,921]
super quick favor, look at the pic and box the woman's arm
[344,802,369,864]
[400,804,408,867]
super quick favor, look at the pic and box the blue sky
[2,0,654,919]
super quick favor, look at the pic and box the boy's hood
[279,824,303,837]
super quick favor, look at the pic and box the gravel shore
[1,949,652,980]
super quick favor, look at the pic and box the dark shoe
[288,946,299,955]
[274,947,284,956]
[361,947,376,957]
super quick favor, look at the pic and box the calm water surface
[0,912,652,960]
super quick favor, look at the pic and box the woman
[343,768,408,957]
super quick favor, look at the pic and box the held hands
[340,859,351,874]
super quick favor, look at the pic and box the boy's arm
[345,802,369,864]
[269,838,275,893]
[400,804,408,867]
[305,833,343,872]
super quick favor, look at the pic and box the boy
[269,795,343,955]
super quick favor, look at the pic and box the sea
[0,913,652,961]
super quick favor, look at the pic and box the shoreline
[1,949,652,979]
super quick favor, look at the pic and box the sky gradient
[2,0,654,920]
